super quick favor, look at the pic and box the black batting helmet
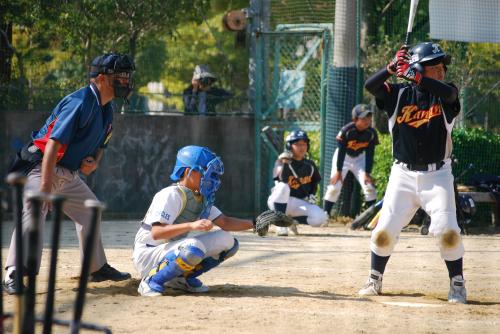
[285,129,310,151]
[409,42,451,73]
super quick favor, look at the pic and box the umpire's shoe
[2,270,25,295]
[90,263,131,282]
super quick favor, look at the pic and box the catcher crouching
[133,145,256,296]
[267,129,327,236]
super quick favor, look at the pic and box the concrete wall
[1,112,255,218]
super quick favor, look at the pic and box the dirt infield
[2,220,500,333]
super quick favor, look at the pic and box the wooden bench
[459,191,499,226]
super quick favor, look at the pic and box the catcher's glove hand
[307,194,318,205]
[253,210,295,237]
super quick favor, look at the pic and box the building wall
[1,112,255,218]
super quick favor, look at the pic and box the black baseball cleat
[2,271,25,295]
[90,263,131,282]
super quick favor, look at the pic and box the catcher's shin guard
[148,245,205,292]
[188,239,239,279]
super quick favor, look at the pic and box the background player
[323,104,379,217]
[267,129,326,236]
[359,42,466,303]
[3,53,134,293]
[133,145,254,296]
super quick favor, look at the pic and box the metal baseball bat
[43,194,66,334]
[23,191,45,334]
[350,199,383,230]
[6,172,27,334]
[70,200,106,334]
[405,0,420,45]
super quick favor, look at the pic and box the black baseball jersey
[275,158,321,199]
[376,82,460,164]
[336,122,379,172]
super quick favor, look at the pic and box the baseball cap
[193,65,217,81]
[89,53,135,78]
[352,104,372,119]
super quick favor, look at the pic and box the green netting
[253,26,331,211]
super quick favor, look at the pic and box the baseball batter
[267,129,326,236]
[323,104,379,217]
[359,42,466,303]
[134,145,254,296]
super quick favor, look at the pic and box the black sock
[294,216,308,225]
[445,258,463,279]
[274,202,287,214]
[371,251,390,274]
[324,200,334,215]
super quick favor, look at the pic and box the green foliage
[452,128,500,183]
[371,133,393,199]
[307,130,320,163]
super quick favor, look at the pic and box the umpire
[3,53,135,294]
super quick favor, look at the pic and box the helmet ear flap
[413,63,424,73]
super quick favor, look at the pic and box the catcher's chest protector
[170,184,205,241]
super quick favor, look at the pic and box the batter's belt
[395,160,445,172]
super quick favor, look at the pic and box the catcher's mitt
[254,210,295,237]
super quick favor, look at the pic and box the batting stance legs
[134,230,238,296]
[359,161,466,300]
[268,182,328,235]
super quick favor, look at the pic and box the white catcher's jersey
[134,185,221,248]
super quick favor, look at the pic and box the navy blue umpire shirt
[32,83,114,171]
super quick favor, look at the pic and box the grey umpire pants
[6,164,107,274]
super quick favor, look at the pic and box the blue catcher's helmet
[170,146,224,198]
[285,129,310,151]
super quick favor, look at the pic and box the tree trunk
[0,22,13,84]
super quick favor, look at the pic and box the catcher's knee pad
[268,182,291,207]
[148,242,206,292]
[323,183,341,203]
[370,228,397,257]
[188,239,239,279]
[362,183,377,202]
[437,229,464,261]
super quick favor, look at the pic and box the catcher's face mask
[199,157,224,198]
[89,53,135,101]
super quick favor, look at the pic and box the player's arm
[365,129,378,176]
[39,138,62,194]
[365,145,375,184]
[365,45,407,100]
[331,136,346,184]
[213,214,253,231]
[310,162,321,195]
[364,68,393,99]
[419,78,458,104]
[150,219,213,240]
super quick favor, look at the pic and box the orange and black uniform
[275,158,321,200]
